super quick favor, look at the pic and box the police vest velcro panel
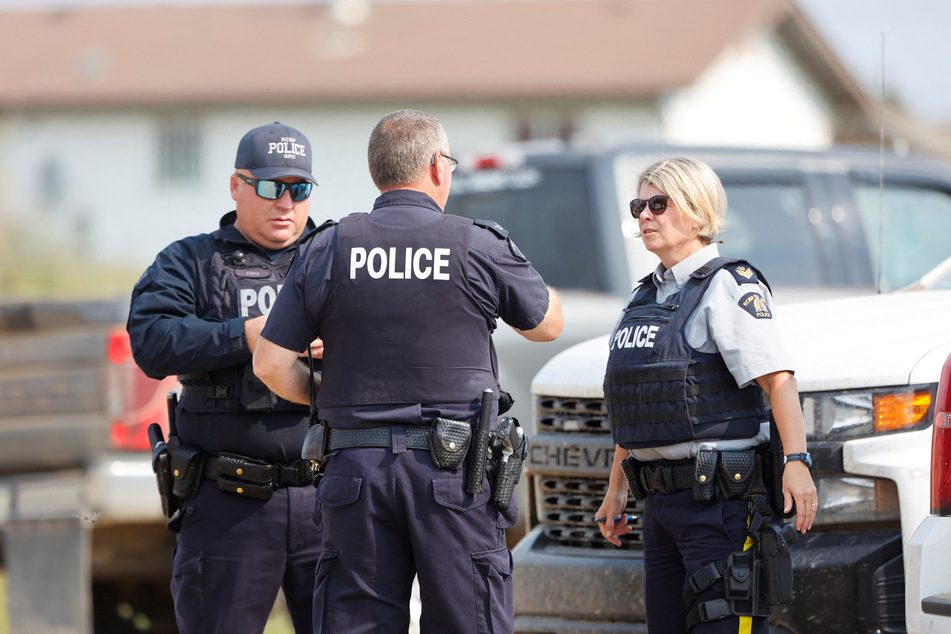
[317,213,496,408]
[603,258,769,449]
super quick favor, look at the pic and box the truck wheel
[93,580,177,633]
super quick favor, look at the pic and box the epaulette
[314,219,338,233]
[473,218,508,239]
[473,218,527,262]
[726,263,760,286]
[690,257,769,291]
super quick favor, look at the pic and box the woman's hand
[595,489,633,547]
[597,445,635,546]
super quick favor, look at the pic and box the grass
[0,211,142,301]
[0,571,7,634]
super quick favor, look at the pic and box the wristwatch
[784,452,813,468]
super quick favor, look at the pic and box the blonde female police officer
[595,157,817,634]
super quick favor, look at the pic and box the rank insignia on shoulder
[508,238,527,262]
[739,292,771,319]
[734,266,754,280]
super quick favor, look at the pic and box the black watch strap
[784,452,812,467]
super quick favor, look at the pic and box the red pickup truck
[0,300,178,633]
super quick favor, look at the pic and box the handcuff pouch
[429,417,472,471]
[170,444,205,500]
[718,449,756,500]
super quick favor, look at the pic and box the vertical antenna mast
[877,33,885,293]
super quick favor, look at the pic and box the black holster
[758,522,796,605]
[685,509,797,630]
[148,423,180,518]
[620,455,648,500]
[484,416,528,510]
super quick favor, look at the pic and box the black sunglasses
[236,173,314,202]
[629,195,671,219]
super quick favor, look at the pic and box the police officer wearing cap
[253,109,564,633]
[128,122,324,634]
[595,158,818,634]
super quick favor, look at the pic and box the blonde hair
[636,157,726,243]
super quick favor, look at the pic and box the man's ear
[230,173,241,202]
[430,153,448,188]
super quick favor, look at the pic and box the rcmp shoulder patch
[738,292,772,319]
[507,238,527,262]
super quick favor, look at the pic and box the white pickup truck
[444,142,951,632]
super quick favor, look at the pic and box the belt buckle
[641,466,662,495]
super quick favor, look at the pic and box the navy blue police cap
[235,122,317,184]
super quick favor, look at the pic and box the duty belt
[202,455,315,488]
[182,384,232,399]
[637,458,695,495]
[327,426,431,451]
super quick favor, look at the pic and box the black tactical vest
[182,239,307,414]
[603,258,770,450]
[316,212,496,409]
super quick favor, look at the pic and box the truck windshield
[718,182,822,288]
[446,166,608,292]
[852,182,951,292]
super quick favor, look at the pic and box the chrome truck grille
[531,395,643,549]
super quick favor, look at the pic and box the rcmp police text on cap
[235,122,318,184]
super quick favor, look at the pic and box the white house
[0,0,875,266]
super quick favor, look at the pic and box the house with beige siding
[0,0,876,265]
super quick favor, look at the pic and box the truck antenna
[877,32,885,294]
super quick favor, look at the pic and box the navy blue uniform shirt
[262,189,550,427]
[127,211,317,462]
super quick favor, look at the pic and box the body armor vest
[603,258,770,449]
[181,237,306,413]
[316,213,496,409]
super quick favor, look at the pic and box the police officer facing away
[595,158,817,634]
[253,109,564,633]
[127,122,324,634]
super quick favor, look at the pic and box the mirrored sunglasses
[236,173,314,202]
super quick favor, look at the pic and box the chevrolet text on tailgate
[441,143,951,633]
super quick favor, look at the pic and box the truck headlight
[810,474,900,527]
[801,385,934,440]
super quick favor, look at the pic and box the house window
[158,118,201,185]
[515,115,574,142]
